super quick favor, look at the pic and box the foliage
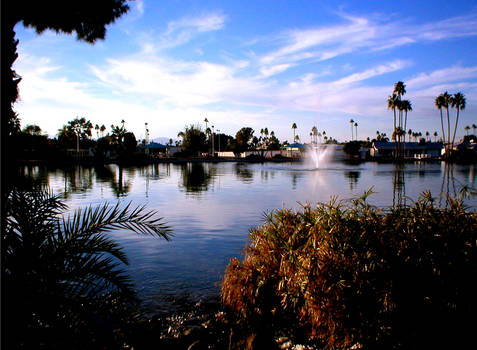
[3,0,129,170]
[235,127,255,152]
[57,117,94,148]
[2,186,171,349]
[343,141,361,156]
[179,124,207,155]
[222,191,477,349]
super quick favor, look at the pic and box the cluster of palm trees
[94,123,107,138]
[435,92,467,153]
[292,124,329,144]
[464,124,477,136]
[387,81,412,157]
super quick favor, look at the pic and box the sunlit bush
[222,190,477,349]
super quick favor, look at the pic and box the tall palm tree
[354,122,358,141]
[434,131,438,142]
[350,119,354,140]
[401,100,412,133]
[465,126,470,136]
[442,92,451,151]
[292,123,297,142]
[387,94,399,134]
[393,81,406,135]
[408,129,412,143]
[425,131,430,142]
[95,124,100,139]
[394,81,406,98]
[100,124,106,137]
[450,92,466,149]
[472,124,477,135]
[435,94,446,146]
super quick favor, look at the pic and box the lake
[19,160,476,314]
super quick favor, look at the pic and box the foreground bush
[222,191,477,349]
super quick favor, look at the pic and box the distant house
[139,142,167,157]
[282,142,305,158]
[166,145,182,157]
[371,142,443,159]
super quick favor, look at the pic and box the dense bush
[222,191,477,349]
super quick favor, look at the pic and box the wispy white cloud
[334,60,410,85]
[258,12,477,67]
[259,63,293,78]
[157,13,227,49]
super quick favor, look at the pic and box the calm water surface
[21,161,476,313]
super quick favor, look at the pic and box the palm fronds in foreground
[2,186,171,349]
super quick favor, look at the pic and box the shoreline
[14,156,471,167]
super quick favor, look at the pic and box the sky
[13,0,477,143]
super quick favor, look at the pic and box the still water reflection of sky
[21,161,476,313]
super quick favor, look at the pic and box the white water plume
[304,144,334,169]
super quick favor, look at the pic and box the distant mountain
[152,137,174,145]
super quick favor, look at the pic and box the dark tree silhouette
[2,0,130,197]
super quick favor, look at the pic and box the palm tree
[354,122,358,141]
[394,81,406,137]
[473,124,477,135]
[435,95,446,147]
[4,187,170,347]
[408,129,412,143]
[465,126,470,136]
[442,92,452,151]
[434,131,438,142]
[425,131,430,142]
[100,124,106,137]
[95,124,100,139]
[394,81,406,98]
[401,100,412,133]
[450,92,466,149]
[350,119,354,140]
[309,132,313,143]
[387,94,399,135]
[292,123,297,142]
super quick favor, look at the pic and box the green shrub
[221,191,477,349]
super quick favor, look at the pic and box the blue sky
[13,0,477,143]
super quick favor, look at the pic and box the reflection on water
[16,161,477,313]
[180,163,214,194]
[393,164,406,207]
[344,171,360,190]
[235,163,254,183]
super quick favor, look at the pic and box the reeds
[222,191,477,349]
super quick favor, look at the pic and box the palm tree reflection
[235,163,254,183]
[392,164,406,208]
[93,165,132,198]
[344,171,360,190]
[180,162,213,194]
[62,166,94,198]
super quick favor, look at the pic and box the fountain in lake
[304,144,334,169]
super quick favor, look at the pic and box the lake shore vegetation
[221,190,477,349]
